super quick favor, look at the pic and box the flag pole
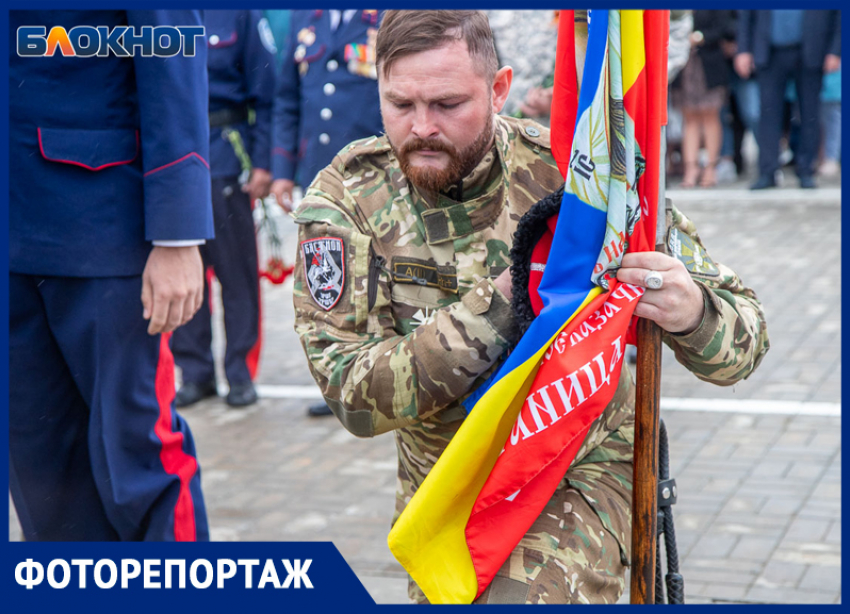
[631,10,669,604]
[630,131,667,604]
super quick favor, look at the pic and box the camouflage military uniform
[293,115,769,604]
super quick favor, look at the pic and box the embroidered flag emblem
[301,237,345,310]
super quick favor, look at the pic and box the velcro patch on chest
[391,257,458,293]
[302,237,346,310]
[668,227,719,277]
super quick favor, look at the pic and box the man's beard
[390,113,494,193]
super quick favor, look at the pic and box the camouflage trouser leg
[408,416,634,605]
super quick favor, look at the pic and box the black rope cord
[656,419,685,604]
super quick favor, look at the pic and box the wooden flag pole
[631,315,662,604]
[630,10,670,602]
[630,125,668,604]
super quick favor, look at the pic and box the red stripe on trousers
[205,266,216,314]
[245,259,263,381]
[154,332,198,541]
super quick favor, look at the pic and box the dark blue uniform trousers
[9,273,209,541]
[172,176,261,386]
[756,46,824,181]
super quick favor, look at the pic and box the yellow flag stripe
[388,288,602,604]
[621,10,645,93]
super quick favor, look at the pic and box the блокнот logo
[17,25,205,57]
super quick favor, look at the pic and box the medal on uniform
[302,237,346,310]
[294,44,306,62]
[297,26,316,47]
[299,61,309,76]
[344,29,378,80]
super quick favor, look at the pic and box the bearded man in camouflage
[293,10,768,604]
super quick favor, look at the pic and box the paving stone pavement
[9,178,841,605]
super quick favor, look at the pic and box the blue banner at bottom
[5,541,376,611]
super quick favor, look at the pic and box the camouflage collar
[493,114,514,179]
[413,116,552,246]
[377,116,550,245]
[440,145,501,202]
[419,178,508,245]
[415,121,513,245]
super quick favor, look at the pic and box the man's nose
[411,107,438,140]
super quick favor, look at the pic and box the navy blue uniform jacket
[10,10,214,278]
[736,10,841,70]
[206,10,275,178]
[272,9,384,187]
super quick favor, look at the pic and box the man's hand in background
[271,178,296,212]
[243,168,273,203]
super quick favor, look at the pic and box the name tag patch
[391,258,458,293]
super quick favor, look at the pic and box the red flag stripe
[549,10,578,177]
[468,281,644,597]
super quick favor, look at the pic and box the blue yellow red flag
[388,10,669,603]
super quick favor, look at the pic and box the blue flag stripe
[465,11,611,413]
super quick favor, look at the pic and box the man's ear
[491,66,513,114]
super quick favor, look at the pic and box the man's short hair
[376,10,499,83]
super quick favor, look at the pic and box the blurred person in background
[819,65,841,179]
[663,10,693,180]
[718,75,761,183]
[271,9,385,211]
[715,10,754,184]
[172,10,276,409]
[271,9,385,416]
[667,9,694,82]
[735,9,841,190]
[264,9,291,67]
[487,10,559,125]
[717,9,761,181]
[671,10,736,188]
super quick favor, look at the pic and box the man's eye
[438,102,460,110]
[393,102,412,110]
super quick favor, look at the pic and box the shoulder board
[513,117,552,150]
[293,199,359,229]
[331,134,392,174]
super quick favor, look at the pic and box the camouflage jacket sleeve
[660,205,769,385]
[293,168,518,438]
